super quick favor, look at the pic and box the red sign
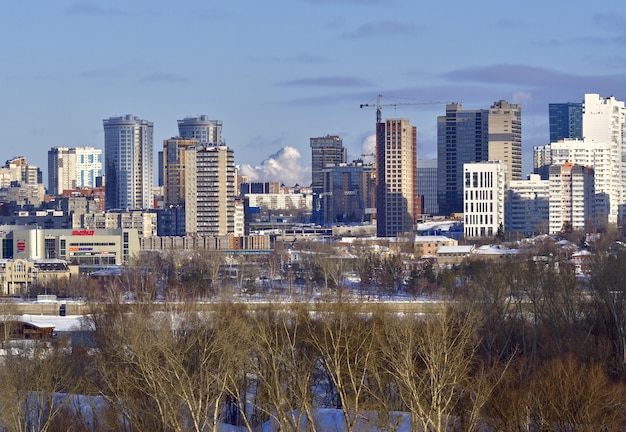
[72,230,95,236]
[17,240,26,252]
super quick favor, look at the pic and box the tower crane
[360,94,451,123]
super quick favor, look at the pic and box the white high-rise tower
[103,115,154,210]
[582,94,626,224]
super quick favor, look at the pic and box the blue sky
[2,1,626,186]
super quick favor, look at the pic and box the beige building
[413,236,457,257]
[3,227,141,266]
[162,138,198,206]
[488,101,522,183]
[185,146,235,236]
[376,118,418,237]
[0,258,74,296]
[436,245,475,267]
[74,211,157,238]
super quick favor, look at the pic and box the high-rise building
[549,163,596,234]
[0,157,44,205]
[185,145,235,237]
[321,161,376,224]
[488,100,522,183]
[48,147,102,195]
[582,93,626,224]
[417,159,438,215]
[437,104,489,216]
[547,138,611,225]
[376,118,417,237]
[533,144,552,180]
[310,135,347,224]
[463,161,507,238]
[177,115,223,145]
[310,135,346,193]
[0,157,42,187]
[437,101,521,215]
[103,115,154,210]
[162,138,198,206]
[549,102,583,142]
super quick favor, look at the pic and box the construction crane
[360,94,450,123]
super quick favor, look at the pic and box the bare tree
[0,343,83,432]
[250,305,318,431]
[377,306,489,432]
[306,302,375,432]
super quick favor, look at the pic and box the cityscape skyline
[2,2,625,186]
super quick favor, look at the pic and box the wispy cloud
[278,76,374,87]
[66,1,127,16]
[249,53,328,64]
[443,64,626,90]
[342,20,418,39]
[139,72,188,83]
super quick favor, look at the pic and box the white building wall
[463,161,507,238]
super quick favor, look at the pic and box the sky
[2,1,626,187]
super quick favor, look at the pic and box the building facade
[310,135,346,193]
[103,115,154,210]
[549,102,583,142]
[162,138,198,206]
[417,158,438,215]
[437,104,489,216]
[376,118,418,237]
[463,161,507,238]
[487,100,522,183]
[0,227,140,266]
[185,146,236,237]
[321,161,375,224]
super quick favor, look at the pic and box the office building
[463,161,507,238]
[177,115,222,145]
[488,100,522,183]
[310,135,346,193]
[437,100,521,215]
[48,147,102,195]
[376,118,418,237]
[321,161,375,224]
[549,102,583,142]
[437,104,489,216]
[549,163,596,234]
[417,159,438,215]
[103,115,154,210]
[507,174,550,236]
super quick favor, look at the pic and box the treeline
[4,249,626,430]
